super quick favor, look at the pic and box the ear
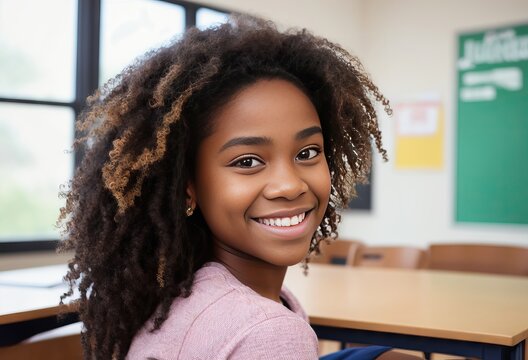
[186,181,196,208]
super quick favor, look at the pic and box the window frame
[0,0,230,253]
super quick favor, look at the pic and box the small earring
[186,206,194,217]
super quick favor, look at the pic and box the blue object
[320,346,391,360]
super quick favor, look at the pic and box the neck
[212,241,287,303]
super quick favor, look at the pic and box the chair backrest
[427,243,528,276]
[351,246,427,269]
[310,239,362,265]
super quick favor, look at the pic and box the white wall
[194,0,528,247]
[196,0,363,53]
[341,0,528,247]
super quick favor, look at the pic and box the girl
[59,15,392,360]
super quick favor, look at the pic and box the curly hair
[57,15,390,360]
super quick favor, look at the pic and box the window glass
[100,0,185,85]
[0,104,74,241]
[196,7,229,30]
[0,0,77,102]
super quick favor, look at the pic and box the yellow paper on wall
[395,102,444,169]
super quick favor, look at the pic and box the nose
[263,162,309,201]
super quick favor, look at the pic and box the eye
[296,147,321,161]
[231,156,264,168]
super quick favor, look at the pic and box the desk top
[3,263,528,347]
[284,264,528,347]
[0,265,72,325]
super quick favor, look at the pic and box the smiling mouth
[254,211,310,227]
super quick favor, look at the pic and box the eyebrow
[219,125,323,153]
[219,136,272,153]
[295,126,323,141]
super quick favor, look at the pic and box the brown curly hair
[57,15,390,360]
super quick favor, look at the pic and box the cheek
[196,173,262,245]
[195,166,260,222]
[314,161,332,209]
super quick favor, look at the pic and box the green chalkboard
[456,23,528,225]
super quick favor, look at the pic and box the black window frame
[0,0,230,254]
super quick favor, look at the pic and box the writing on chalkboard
[460,67,523,101]
[458,29,526,103]
[458,29,528,70]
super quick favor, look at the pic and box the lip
[251,209,314,239]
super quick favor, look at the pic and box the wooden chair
[310,239,363,265]
[427,243,528,276]
[351,246,427,269]
[0,322,82,360]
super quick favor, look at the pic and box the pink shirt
[127,262,319,359]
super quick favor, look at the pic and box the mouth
[251,209,314,239]
[254,211,309,227]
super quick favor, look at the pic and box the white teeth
[257,212,307,227]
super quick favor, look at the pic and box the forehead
[207,79,321,143]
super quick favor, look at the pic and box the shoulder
[224,314,319,360]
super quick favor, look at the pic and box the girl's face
[189,79,331,267]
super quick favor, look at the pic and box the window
[0,0,77,248]
[0,0,77,102]
[0,0,228,252]
[99,0,185,84]
[0,104,74,240]
[196,7,229,30]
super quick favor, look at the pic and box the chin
[268,247,310,267]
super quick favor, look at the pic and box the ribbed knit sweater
[126,262,319,359]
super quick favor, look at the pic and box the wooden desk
[3,263,527,358]
[0,265,78,346]
[284,264,528,360]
